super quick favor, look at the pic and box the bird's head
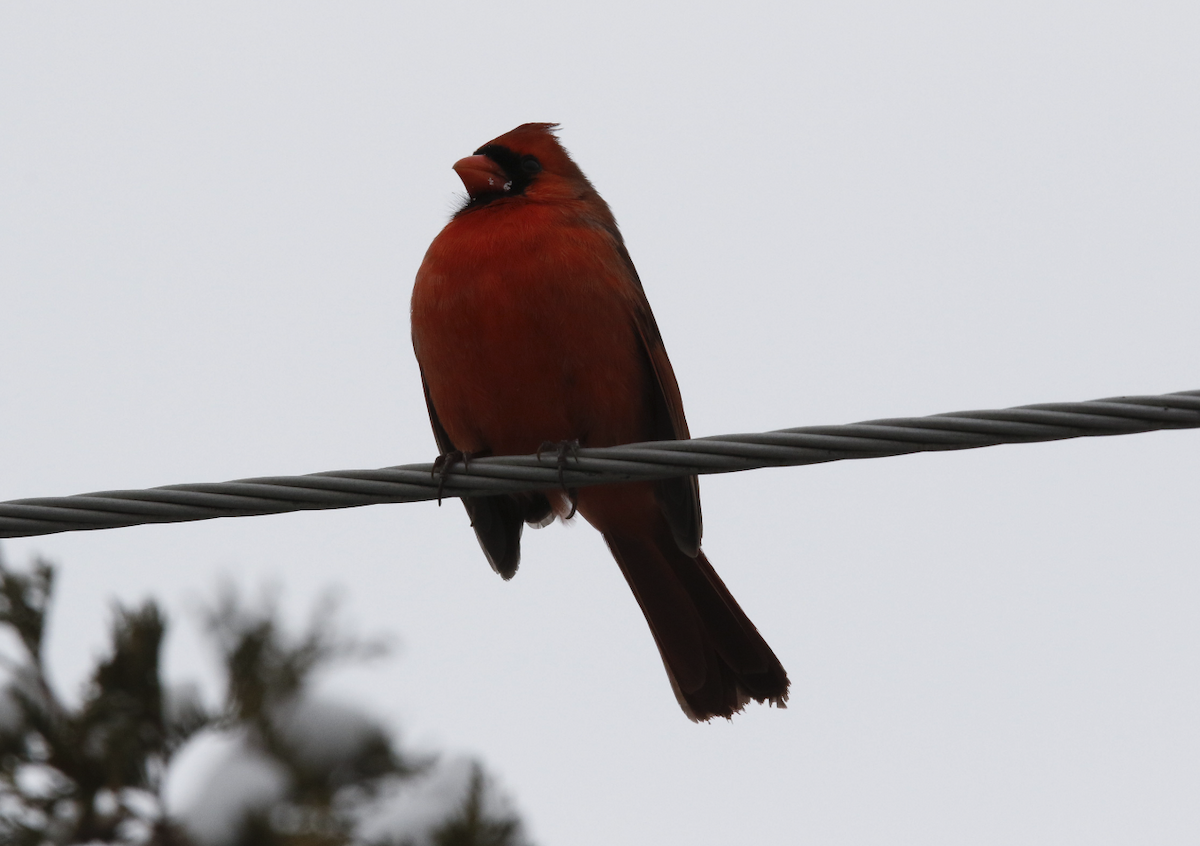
[452,123,594,210]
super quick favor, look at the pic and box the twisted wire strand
[2,389,1197,539]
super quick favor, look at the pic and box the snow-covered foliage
[0,549,530,846]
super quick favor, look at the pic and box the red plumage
[411,123,788,720]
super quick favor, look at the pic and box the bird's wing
[419,364,456,457]
[419,364,526,579]
[615,244,704,557]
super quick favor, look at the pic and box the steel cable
[2,389,1197,539]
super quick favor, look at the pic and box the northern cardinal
[411,123,789,720]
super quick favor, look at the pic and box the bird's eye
[520,156,542,175]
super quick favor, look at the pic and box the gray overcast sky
[2,2,1199,843]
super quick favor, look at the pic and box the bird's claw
[432,449,485,505]
[537,439,581,519]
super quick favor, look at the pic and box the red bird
[411,123,789,720]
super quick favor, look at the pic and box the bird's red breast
[413,198,652,458]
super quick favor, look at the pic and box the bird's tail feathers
[603,528,789,721]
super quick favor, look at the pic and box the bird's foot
[537,439,580,519]
[432,449,489,505]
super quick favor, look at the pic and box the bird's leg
[537,439,581,519]
[431,449,489,505]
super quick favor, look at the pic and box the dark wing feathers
[420,365,525,579]
[614,245,703,558]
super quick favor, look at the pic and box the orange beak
[453,154,511,199]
